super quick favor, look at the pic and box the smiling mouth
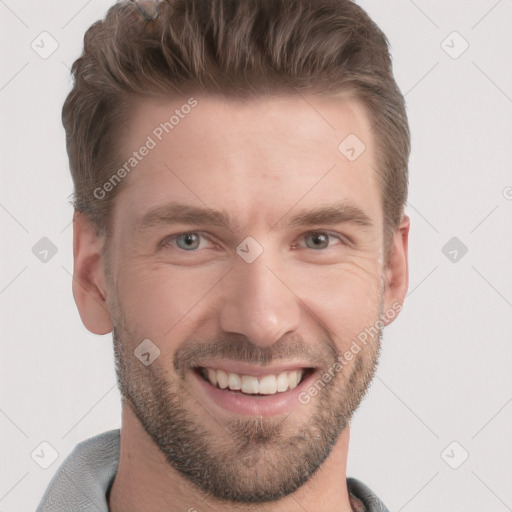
[194,366,315,396]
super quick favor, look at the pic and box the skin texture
[72,92,410,512]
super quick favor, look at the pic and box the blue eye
[166,232,204,251]
[301,231,344,250]
[159,231,221,262]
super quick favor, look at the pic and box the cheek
[114,259,229,339]
[290,260,383,347]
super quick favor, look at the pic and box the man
[37,0,410,510]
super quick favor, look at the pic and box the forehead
[124,91,372,155]
[111,92,381,232]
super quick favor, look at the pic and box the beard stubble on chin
[110,299,383,505]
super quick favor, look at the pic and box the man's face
[98,93,402,503]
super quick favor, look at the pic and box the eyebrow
[286,203,373,229]
[134,201,373,232]
[135,203,233,231]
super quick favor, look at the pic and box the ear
[72,211,113,335]
[382,214,410,326]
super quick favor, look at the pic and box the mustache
[173,332,337,377]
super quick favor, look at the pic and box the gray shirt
[36,429,390,511]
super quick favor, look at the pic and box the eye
[295,230,346,250]
[162,232,211,251]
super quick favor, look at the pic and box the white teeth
[228,373,242,390]
[241,375,259,394]
[276,372,289,392]
[259,374,277,395]
[207,368,217,387]
[216,369,228,389]
[202,368,306,395]
[288,371,299,389]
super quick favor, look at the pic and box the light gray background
[1,1,511,511]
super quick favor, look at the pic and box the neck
[109,405,355,512]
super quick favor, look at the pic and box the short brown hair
[63,0,410,259]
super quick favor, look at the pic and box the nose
[218,254,301,348]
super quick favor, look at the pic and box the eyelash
[160,230,350,251]
[291,231,349,250]
[160,232,214,251]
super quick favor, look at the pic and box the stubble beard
[111,301,383,504]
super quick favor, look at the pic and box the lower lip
[192,369,316,417]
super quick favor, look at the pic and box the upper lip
[194,361,316,377]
